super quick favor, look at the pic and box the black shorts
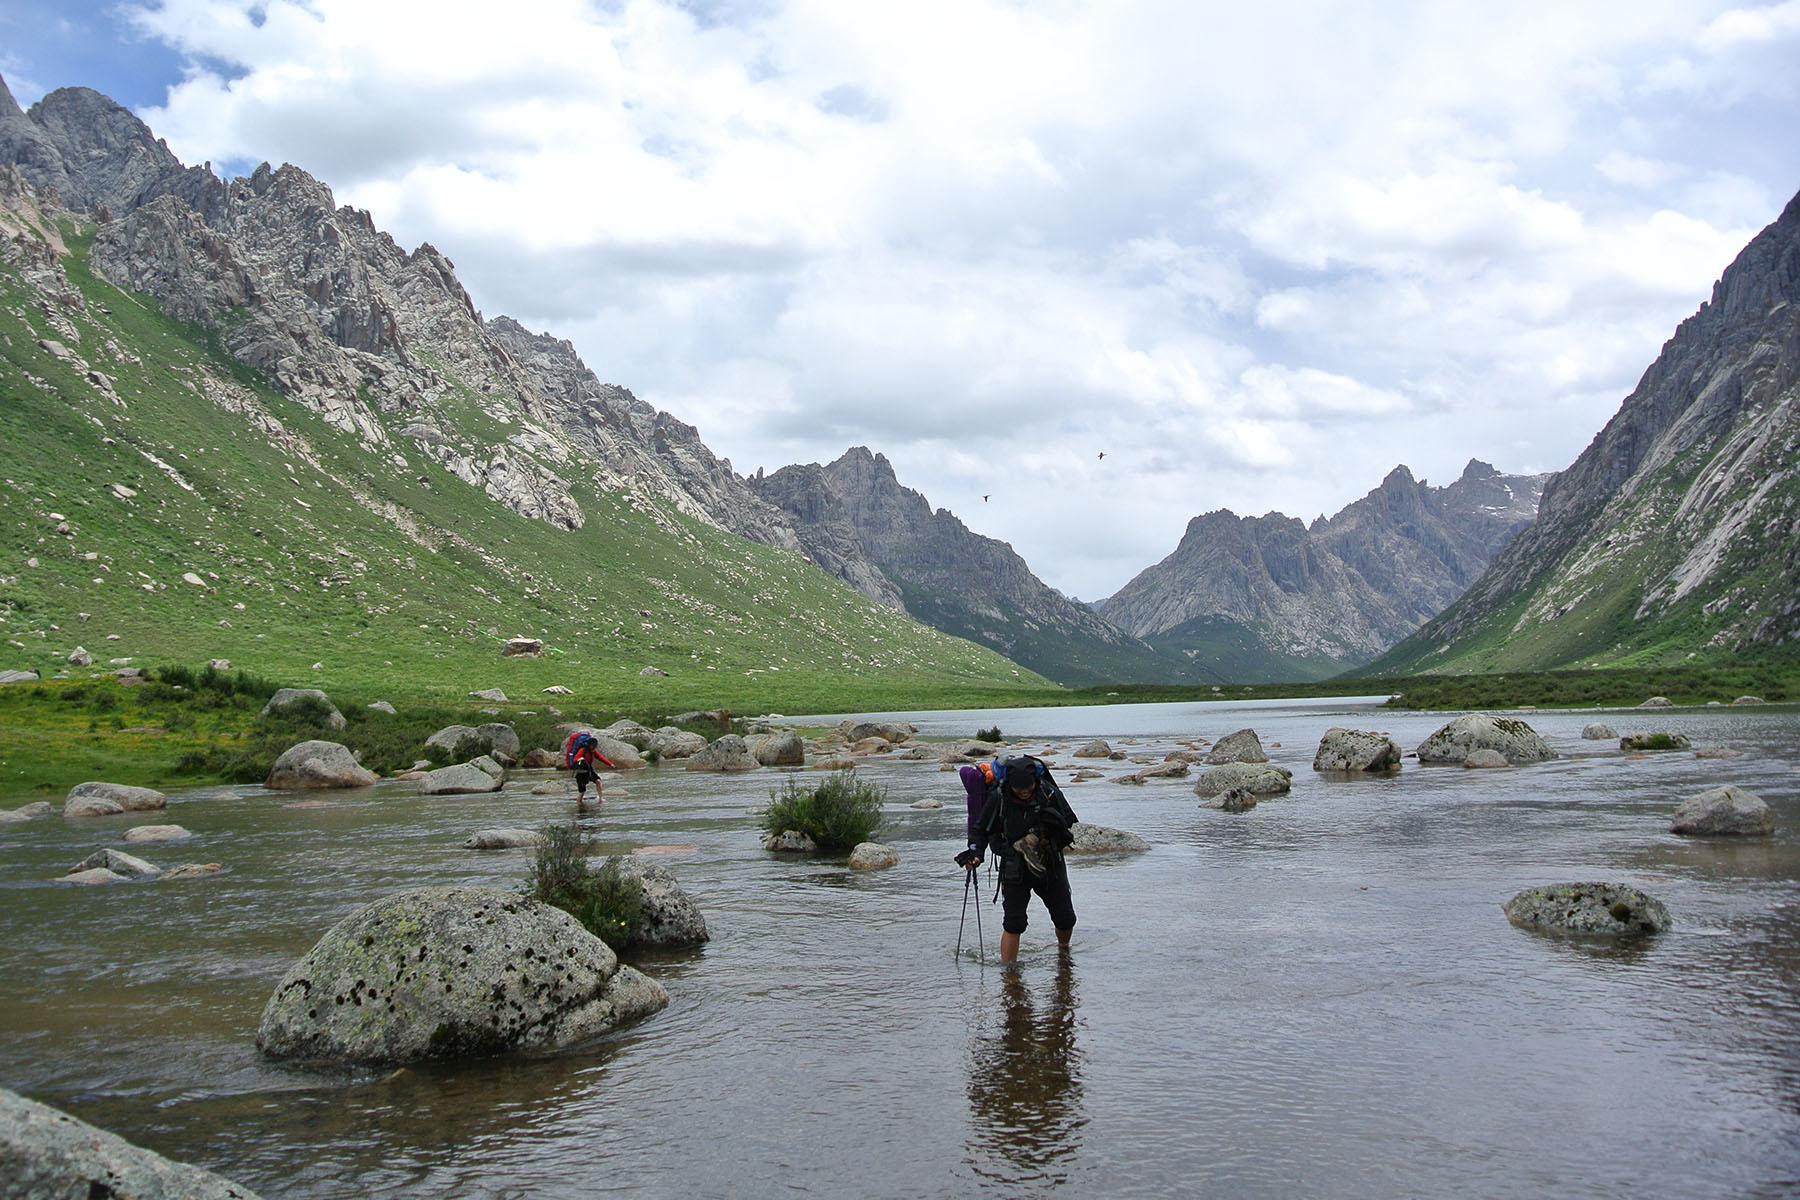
[1000,860,1076,935]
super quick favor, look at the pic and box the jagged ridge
[1369,189,1800,674]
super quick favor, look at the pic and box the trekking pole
[973,862,985,962]
[957,867,972,958]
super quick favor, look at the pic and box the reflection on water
[1,699,1798,1198]
[966,962,1085,1185]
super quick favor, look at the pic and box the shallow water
[3,699,1798,1198]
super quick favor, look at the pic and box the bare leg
[1056,926,1072,953]
[1000,931,1020,963]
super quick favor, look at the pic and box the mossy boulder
[1416,714,1556,765]
[1502,882,1671,936]
[256,885,667,1065]
[1620,732,1691,752]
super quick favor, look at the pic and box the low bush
[760,771,886,851]
[975,725,1003,742]
[521,824,645,951]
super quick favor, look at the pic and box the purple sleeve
[959,765,986,846]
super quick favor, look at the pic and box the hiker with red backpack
[563,731,615,808]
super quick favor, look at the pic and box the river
[2,698,1797,1198]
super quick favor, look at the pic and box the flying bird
[1097,451,1106,461]
[982,494,990,502]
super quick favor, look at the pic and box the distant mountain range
[3,73,1793,689]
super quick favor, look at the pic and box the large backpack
[563,731,596,769]
[977,754,1076,852]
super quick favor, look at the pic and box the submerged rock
[70,848,160,878]
[1502,882,1671,936]
[1619,732,1691,752]
[124,823,191,842]
[1580,723,1618,740]
[418,763,504,795]
[0,1084,263,1199]
[256,885,667,1065]
[463,828,546,849]
[64,781,167,817]
[1067,823,1150,853]
[1195,762,1292,800]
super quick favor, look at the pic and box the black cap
[1003,758,1037,789]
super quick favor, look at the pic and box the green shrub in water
[975,725,1003,742]
[760,771,886,851]
[521,824,645,951]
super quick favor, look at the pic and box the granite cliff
[1370,188,1800,674]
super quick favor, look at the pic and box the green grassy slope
[1365,452,1800,677]
[0,225,1059,715]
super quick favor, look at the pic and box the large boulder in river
[1312,728,1402,772]
[750,730,805,766]
[1669,785,1775,836]
[260,687,346,729]
[685,734,760,772]
[648,727,708,760]
[256,885,667,1065]
[1195,761,1292,801]
[1206,728,1268,764]
[265,740,378,790]
[842,720,915,744]
[64,781,167,817]
[1415,714,1556,765]
[600,856,710,947]
[476,723,521,760]
[1502,882,1670,936]
[0,1084,263,1199]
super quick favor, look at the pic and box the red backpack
[564,731,596,769]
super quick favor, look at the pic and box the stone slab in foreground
[1,1084,262,1199]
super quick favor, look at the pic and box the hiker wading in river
[960,755,1078,963]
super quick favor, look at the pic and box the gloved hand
[955,845,982,870]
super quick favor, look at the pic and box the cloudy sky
[6,0,1799,601]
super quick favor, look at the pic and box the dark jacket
[973,756,1077,861]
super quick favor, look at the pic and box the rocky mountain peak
[1373,185,1800,671]
[1097,460,1548,679]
